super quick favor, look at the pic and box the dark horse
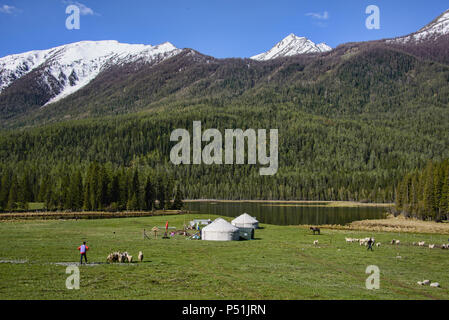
[310,227,320,235]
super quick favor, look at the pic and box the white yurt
[201,218,240,241]
[231,213,259,229]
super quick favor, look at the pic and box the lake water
[184,202,388,226]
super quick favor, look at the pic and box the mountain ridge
[1,8,449,126]
[387,9,449,44]
[251,33,332,61]
[0,40,181,106]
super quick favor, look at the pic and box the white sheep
[313,240,319,246]
[345,237,353,243]
[429,244,435,249]
[127,255,133,263]
[357,238,371,246]
[422,280,431,285]
[376,242,381,247]
[430,282,440,288]
[138,251,143,262]
[418,241,425,246]
[417,281,424,285]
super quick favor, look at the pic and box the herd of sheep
[417,279,440,287]
[344,237,381,247]
[340,237,449,249]
[106,251,144,263]
[411,241,449,249]
[311,235,446,288]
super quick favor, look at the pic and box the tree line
[396,159,449,221]
[0,162,184,212]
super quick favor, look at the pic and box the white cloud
[306,11,329,20]
[63,1,97,16]
[0,4,18,14]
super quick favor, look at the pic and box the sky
[0,0,448,58]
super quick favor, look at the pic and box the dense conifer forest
[396,159,449,221]
[0,161,184,212]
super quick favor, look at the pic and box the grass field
[0,214,448,300]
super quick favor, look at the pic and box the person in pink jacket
[78,241,89,264]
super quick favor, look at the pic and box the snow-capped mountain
[251,34,332,61]
[388,9,449,44]
[0,40,181,105]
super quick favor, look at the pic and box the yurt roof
[232,213,258,224]
[202,218,239,232]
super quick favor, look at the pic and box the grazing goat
[138,251,143,262]
[310,227,320,235]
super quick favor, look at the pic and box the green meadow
[0,214,448,300]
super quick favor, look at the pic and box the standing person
[78,241,89,264]
[367,238,374,251]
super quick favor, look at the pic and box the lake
[184,201,388,226]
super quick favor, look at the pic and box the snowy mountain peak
[0,40,181,105]
[388,9,449,44]
[251,33,332,61]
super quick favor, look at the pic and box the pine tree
[127,194,138,211]
[172,185,184,210]
[144,176,155,211]
[7,175,18,211]
[61,173,71,210]
[69,170,83,210]
[128,169,140,210]
[83,164,95,211]
[0,171,11,210]
[118,168,128,210]
[423,162,436,220]
[109,173,120,206]
[156,175,166,210]
[440,164,449,218]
